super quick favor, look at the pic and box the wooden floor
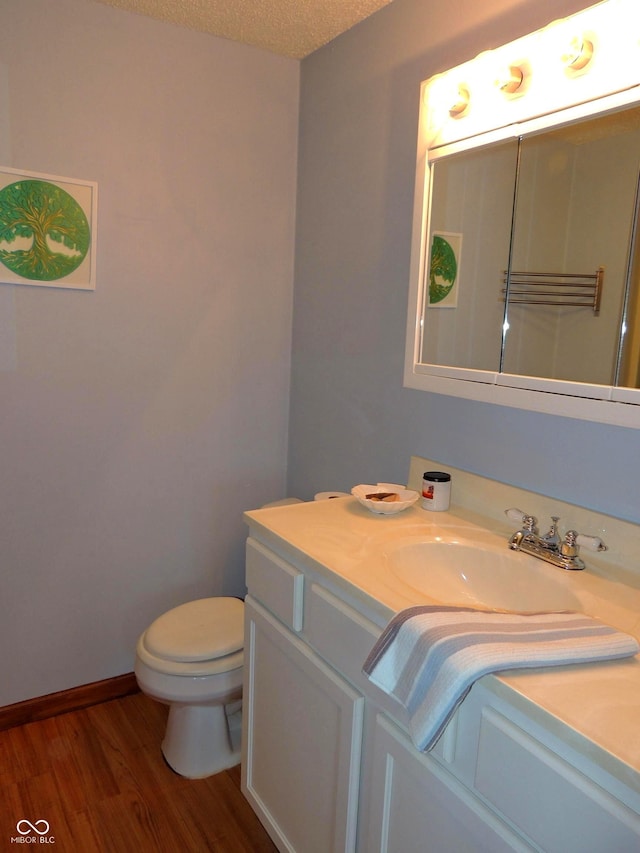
[0,691,277,851]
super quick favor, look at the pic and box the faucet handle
[575,532,607,552]
[505,508,537,531]
[561,530,579,558]
[505,507,526,523]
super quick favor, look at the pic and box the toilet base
[162,701,241,779]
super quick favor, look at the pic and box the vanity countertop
[244,495,640,792]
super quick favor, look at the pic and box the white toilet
[134,596,244,779]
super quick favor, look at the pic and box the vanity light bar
[424,0,640,137]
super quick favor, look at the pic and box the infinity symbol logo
[16,819,50,836]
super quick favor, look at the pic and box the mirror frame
[404,0,640,428]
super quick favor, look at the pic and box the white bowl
[351,483,420,515]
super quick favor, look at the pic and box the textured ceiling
[93,0,393,58]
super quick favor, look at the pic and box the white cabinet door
[363,713,532,853]
[242,596,364,853]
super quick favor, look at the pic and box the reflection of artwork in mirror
[428,232,461,308]
[421,141,518,371]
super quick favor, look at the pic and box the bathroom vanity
[240,459,640,852]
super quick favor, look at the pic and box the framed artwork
[428,231,461,308]
[0,166,97,290]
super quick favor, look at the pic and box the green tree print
[0,180,90,281]
[429,234,457,304]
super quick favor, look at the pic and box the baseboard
[0,672,139,732]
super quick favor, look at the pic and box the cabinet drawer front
[305,582,381,689]
[475,707,640,852]
[245,538,304,631]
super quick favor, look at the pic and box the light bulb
[496,65,524,94]
[562,36,594,71]
[448,85,470,117]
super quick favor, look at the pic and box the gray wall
[289,0,640,524]
[0,0,299,705]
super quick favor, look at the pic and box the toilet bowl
[134,596,244,779]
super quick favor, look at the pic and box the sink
[383,538,582,612]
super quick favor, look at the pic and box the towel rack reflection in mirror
[501,267,604,314]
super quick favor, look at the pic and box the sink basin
[384,539,582,612]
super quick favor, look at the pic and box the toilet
[135,498,307,778]
[134,596,244,779]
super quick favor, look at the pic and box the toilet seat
[137,597,244,677]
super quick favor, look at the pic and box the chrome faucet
[505,508,607,571]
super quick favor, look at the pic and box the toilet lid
[143,597,244,663]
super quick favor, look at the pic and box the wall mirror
[405,0,640,427]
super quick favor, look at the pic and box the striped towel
[363,605,639,752]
